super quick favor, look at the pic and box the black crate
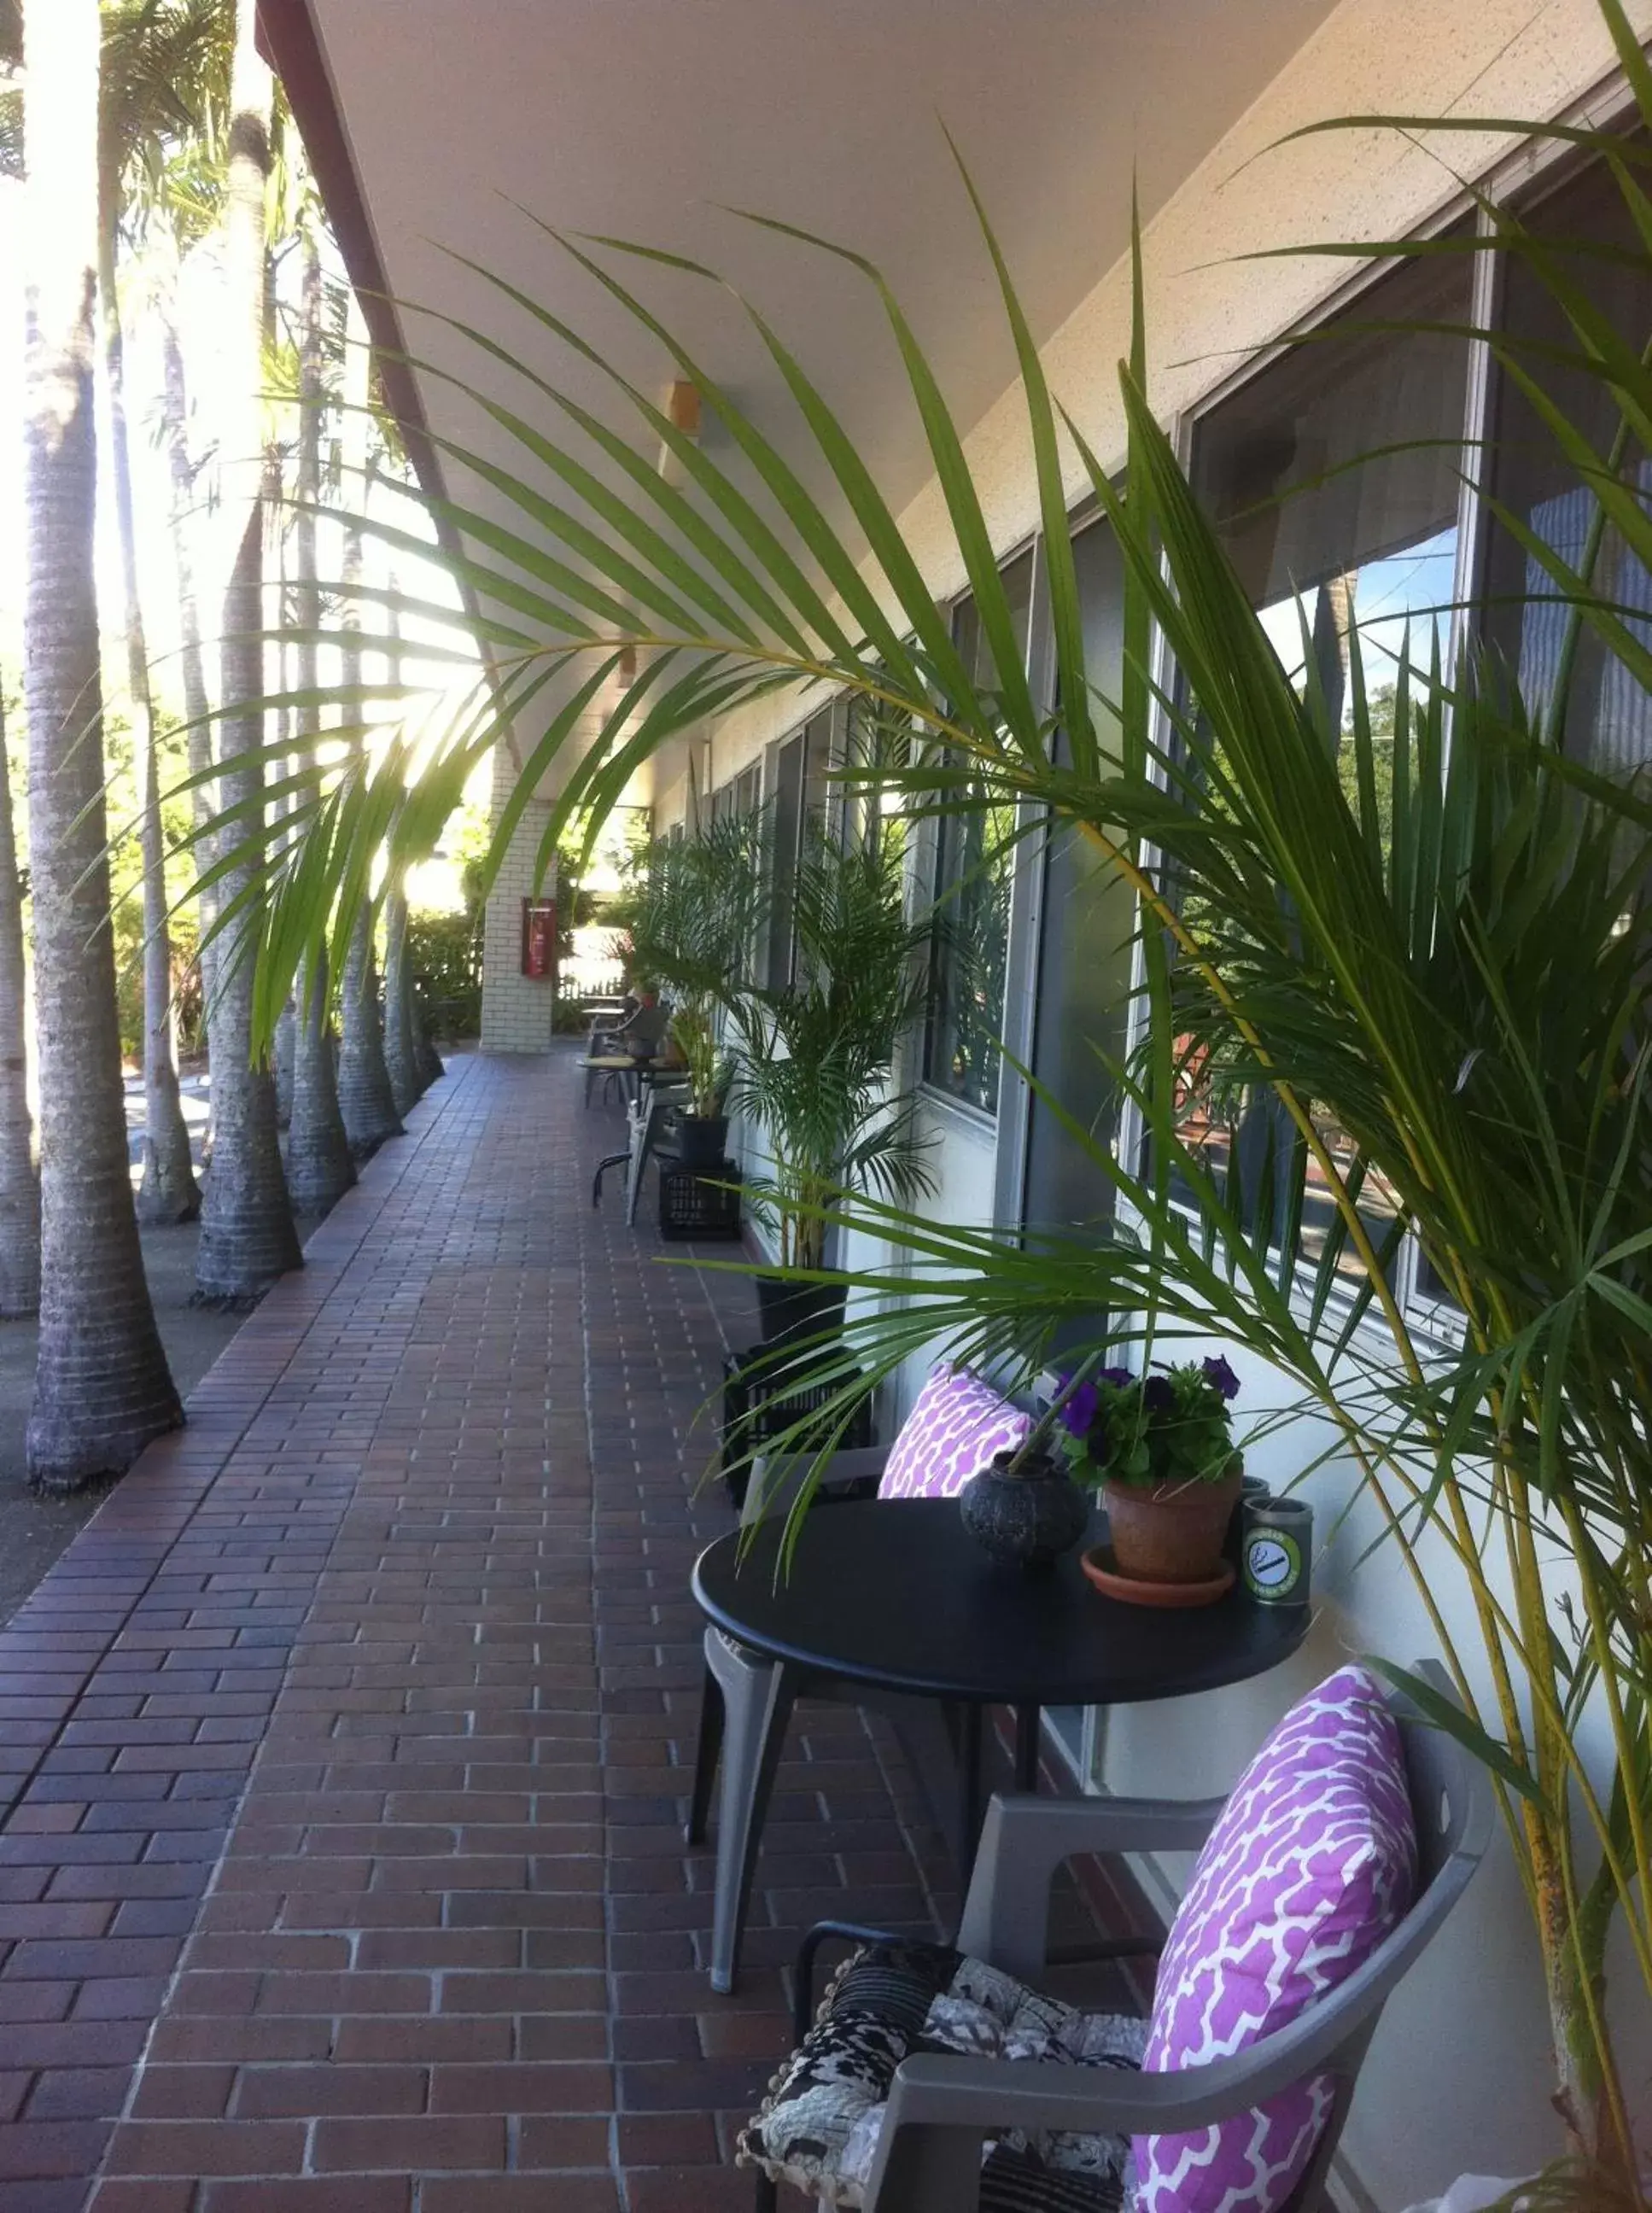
[719,1338,877,1509]
[657,1157,742,1241]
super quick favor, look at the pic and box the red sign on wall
[520,897,557,981]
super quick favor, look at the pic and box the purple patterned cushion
[877,1362,1030,1500]
[1134,1664,1416,2212]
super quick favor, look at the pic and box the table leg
[1013,1702,1042,1795]
[709,1659,799,1995]
[685,1656,724,1848]
[956,1704,984,1870]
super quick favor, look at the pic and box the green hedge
[407,908,483,1040]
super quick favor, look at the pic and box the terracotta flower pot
[1102,1466,1244,1585]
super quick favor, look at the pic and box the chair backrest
[617,1001,671,1051]
[1217,1663,1494,2210]
[876,1361,1031,1500]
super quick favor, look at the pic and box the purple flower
[1057,1380,1100,1438]
[1143,1375,1176,1415]
[1099,1366,1135,1389]
[1202,1354,1241,1403]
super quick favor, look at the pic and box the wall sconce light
[659,378,701,481]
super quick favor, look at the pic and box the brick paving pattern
[0,1050,959,2211]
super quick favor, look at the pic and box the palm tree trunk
[287,946,353,1213]
[0,695,39,1318]
[282,217,353,1217]
[382,883,421,1117]
[22,0,180,1487]
[379,601,422,1120]
[338,896,402,1161]
[192,0,299,1307]
[413,986,445,1090]
[161,316,217,1043]
[97,178,198,1226]
[272,972,297,1128]
[266,459,296,1130]
[334,320,400,1160]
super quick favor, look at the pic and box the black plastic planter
[755,1273,848,1348]
[673,1113,729,1171]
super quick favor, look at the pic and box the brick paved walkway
[0,1050,956,2212]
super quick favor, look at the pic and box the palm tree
[727,818,933,1275]
[159,308,217,1025]
[380,878,422,1118]
[21,0,180,1485]
[191,0,299,1303]
[283,213,354,1215]
[333,305,401,1162]
[95,5,230,1225]
[412,996,444,1091]
[0,694,38,1318]
[377,591,423,1120]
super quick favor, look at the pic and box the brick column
[479,742,557,1054]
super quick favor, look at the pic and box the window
[762,708,835,986]
[711,762,761,824]
[1023,518,1135,1236]
[764,733,805,987]
[1170,242,1475,1290]
[802,709,835,844]
[1480,155,1652,779]
[924,551,1035,1114]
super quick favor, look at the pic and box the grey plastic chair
[756,1660,1492,2213]
[688,1442,972,1994]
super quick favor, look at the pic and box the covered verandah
[0,1051,964,2209]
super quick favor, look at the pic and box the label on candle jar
[1241,1499,1311,1604]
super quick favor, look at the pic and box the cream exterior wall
[643,1,1652,2202]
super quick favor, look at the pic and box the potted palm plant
[620,813,764,1171]
[730,815,934,1346]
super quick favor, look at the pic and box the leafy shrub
[407,907,482,1039]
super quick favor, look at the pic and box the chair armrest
[741,1446,890,1527]
[867,1953,1385,2211]
[877,2038,1333,2151]
[958,1791,1224,1979]
[791,1918,915,2043]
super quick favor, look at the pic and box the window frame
[919,543,1040,1124]
[1097,96,1643,1350]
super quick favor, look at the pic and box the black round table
[691,1498,1309,1985]
[695,1497,1306,1712]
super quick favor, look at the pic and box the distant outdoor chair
[740,1661,1491,2213]
[581,997,671,1106]
[624,1077,691,1224]
[590,1075,692,1217]
[688,1363,1031,1992]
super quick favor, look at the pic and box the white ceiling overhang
[275,0,1341,791]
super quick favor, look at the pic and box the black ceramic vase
[959,1447,1091,1571]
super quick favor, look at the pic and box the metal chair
[688,1439,975,1994]
[582,998,671,1106]
[756,1661,1492,2213]
[581,1000,634,1106]
[592,1076,693,1215]
[625,1076,691,1224]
